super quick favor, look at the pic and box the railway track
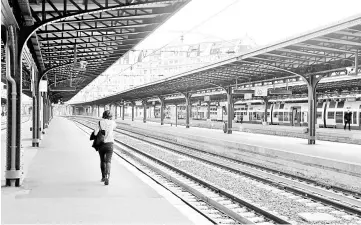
[71,117,292,225]
[69,116,361,224]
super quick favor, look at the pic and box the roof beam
[37,23,157,34]
[37,31,149,42]
[312,37,361,47]
[292,43,353,54]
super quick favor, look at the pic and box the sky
[134,0,361,49]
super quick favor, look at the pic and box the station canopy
[1,0,191,103]
[73,13,361,106]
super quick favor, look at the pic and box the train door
[291,107,301,126]
[316,102,324,126]
[267,104,272,123]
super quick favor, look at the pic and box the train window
[335,112,343,123]
[317,112,322,119]
[284,112,289,121]
[327,112,335,119]
[273,112,278,117]
[329,101,336,108]
[337,101,345,108]
[316,102,323,108]
[279,104,285,109]
[267,112,270,117]
[279,112,284,121]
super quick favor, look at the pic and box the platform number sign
[254,87,268,96]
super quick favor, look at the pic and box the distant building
[71,38,255,103]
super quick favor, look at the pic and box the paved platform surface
[127,117,361,144]
[1,117,211,224]
[116,118,361,166]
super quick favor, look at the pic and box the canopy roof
[1,0,190,102]
[72,13,361,106]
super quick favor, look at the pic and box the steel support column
[142,100,147,123]
[32,67,39,147]
[159,97,165,125]
[5,25,22,186]
[226,87,233,134]
[263,97,269,123]
[114,105,118,119]
[43,94,47,129]
[356,49,359,74]
[183,93,192,128]
[305,75,322,145]
[207,102,211,120]
[38,93,43,139]
[122,104,125,120]
[175,105,178,127]
[131,101,135,121]
[50,103,53,121]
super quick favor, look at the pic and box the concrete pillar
[184,93,192,128]
[226,86,233,134]
[142,100,147,123]
[97,105,100,117]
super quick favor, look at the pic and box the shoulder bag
[94,121,105,146]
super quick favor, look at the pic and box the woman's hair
[102,110,112,119]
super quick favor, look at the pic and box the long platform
[132,117,361,145]
[114,117,361,192]
[1,117,212,224]
[118,117,361,165]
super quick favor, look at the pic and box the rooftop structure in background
[70,38,255,102]
[71,13,361,107]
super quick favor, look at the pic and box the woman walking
[93,110,117,185]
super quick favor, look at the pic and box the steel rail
[69,116,361,216]
[69,116,292,224]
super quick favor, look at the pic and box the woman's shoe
[101,177,105,182]
[104,177,109,185]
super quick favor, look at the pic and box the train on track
[154,98,361,130]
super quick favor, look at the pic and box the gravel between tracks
[117,132,361,225]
